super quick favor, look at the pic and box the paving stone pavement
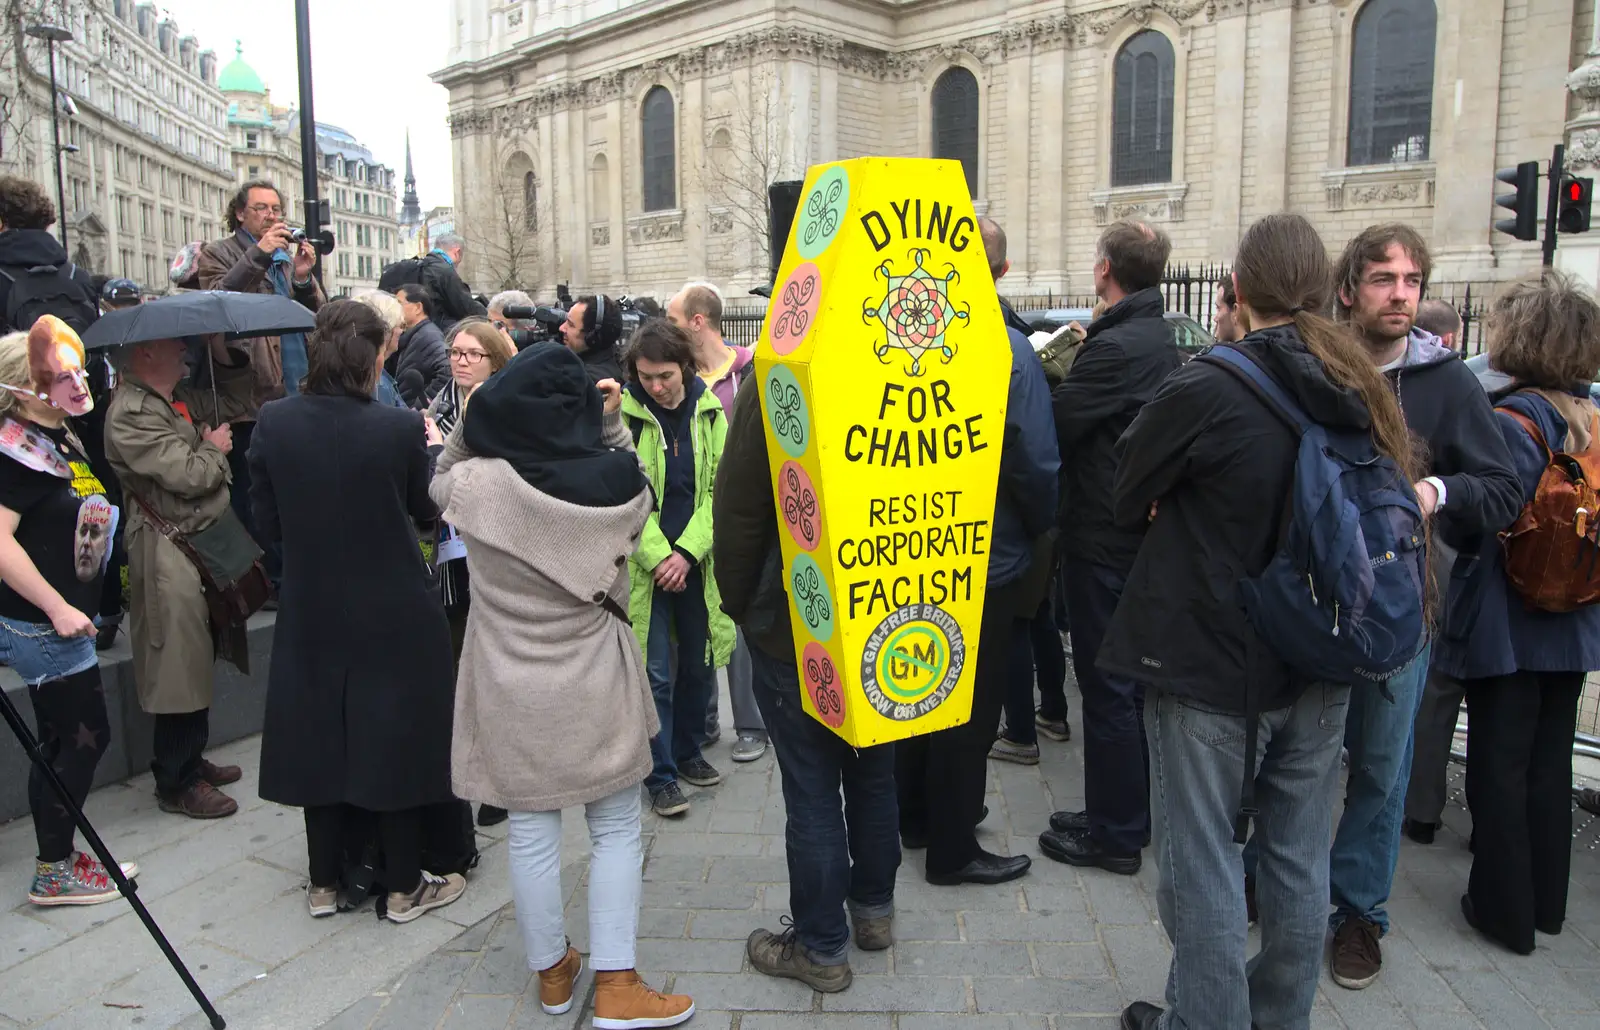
[4,677,1600,1029]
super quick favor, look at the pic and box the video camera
[499,304,567,351]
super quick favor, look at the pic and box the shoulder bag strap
[597,594,632,626]
[1496,407,1553,458]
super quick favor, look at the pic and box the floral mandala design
[861,248,970,376]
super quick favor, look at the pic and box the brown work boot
[851,911,893,951]
[1330,916,1382,989]
[747,926,853,992]
[158,780,238,819]
[539,944,584,1015]
[592,969,695,1029]
[199,758,242,786]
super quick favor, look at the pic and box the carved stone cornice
[448,110,492,138]
[1089,182,1190,225]
[1320,163,1436,211]
[628,211,683,244]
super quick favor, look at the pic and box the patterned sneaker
[29,853,121,906]
[988,737,1041,765]
[1035,711,1071,741]
[78,852,139,883]
[386,870,466,924]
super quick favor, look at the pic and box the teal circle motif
[765,365,810,459]
[790,554,835,642]
[796,166,850,260]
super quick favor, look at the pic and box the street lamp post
[26,24,74,254]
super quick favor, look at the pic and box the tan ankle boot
[592,969,695,1029]
[539,946,583,1014]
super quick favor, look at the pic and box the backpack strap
[1201,345,1312,436]
[1497,407,1552,458]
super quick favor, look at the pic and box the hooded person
[429,342,696,1029]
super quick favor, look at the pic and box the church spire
[400,129,422,228]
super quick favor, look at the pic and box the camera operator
[558,294,625,384]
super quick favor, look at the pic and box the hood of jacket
[0,229,70,268]
[1378,326,1458,376]
[1236,324,1375,433]
[1084,286,1164,342]
[621,374,715,423]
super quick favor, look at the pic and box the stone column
[819,63,839,164]
[1034,47,1067,290]
[682,70,707,278]
[1005,44,1032,280]
[608,97,627,288]
[1429,0,1507,280]
[1208,15,1248,260]
[1559,0,1600,286]
[563,103,588,289]
[1254,4,1294,214]
[781,60,814,180]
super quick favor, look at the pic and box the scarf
[462,343,646,508]
[249,230,308,397]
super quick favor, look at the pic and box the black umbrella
[80,291,316,351]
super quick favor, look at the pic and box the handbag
[131,494,272,630]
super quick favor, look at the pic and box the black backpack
[0,262,98,335]
[378,257,424,295]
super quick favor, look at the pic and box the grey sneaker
[852,912,893,951]
[308,884,338,918]
[679,756,723,787]
[386,870,466,924]
[747,925,853,992]
[989,737,1041,765]
[731,734,768,763]
[651,782,691,817]
[1035,711,1071,741]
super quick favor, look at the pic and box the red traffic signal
[1560,176,1593,234]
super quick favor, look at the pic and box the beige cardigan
[430,415,658,811]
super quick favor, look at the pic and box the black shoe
[1049,810,1089,834]
[678,757,723,787]
[1039,828,1141,875]
[900,828,928,850]
[1120,1002,1164,1030]
[94,621,119,652]
[1461,894,1535,956]
[925,850,1031,886]
[650,783,691,817]
[477,804,508,827]
[1402,818,1437,845]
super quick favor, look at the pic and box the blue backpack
[1204,345,1427,839]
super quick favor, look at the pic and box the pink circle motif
[769,262,821,356]
[777,461,821,552]
[802,643,846,729]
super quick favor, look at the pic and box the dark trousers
[1001,598,1069,746]
[152,708,210,798]
[750,644,899,963]
[1404,663,1466,826]
[305,804,423,896]
[229,421,281,589]
[1063,556,1148,855]
[28,666,110,862]
[644,569,716,793]
[898,585,1020,874]
[1463,670,1583,953]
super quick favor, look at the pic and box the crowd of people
[0,166,1597,1030]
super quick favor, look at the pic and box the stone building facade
[0,0,233,293]
[436,0,1587,301]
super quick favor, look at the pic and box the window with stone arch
[931,67,980,197]
[522,171,538,232]
[1112,30,1175,187]
[1346,0,1436,165]
[590,153,610,223]
[641,86,677,212]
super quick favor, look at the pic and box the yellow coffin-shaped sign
[756,157,1010,747]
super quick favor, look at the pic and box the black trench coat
[249,392,456,812]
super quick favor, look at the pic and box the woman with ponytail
[1099,213,1422,1030]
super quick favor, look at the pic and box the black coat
[249,393,456,811]
[419,253,486,333]
[1099,326,1375,715]
[1052,287,1183,571]
[577,341,625,385]
[395,319,451,405]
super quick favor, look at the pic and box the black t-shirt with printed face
[0,421,111,625]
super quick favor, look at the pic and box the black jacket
[1382,331,1522,545]
[418,252,486,333]
[395,319,451,406]
[577,341,625,386]
[0,229,98,327]
[1099,326,1368,714]
[1051,287,1182,571]
[713,374,793,661]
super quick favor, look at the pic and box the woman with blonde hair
[1435,269,1600,955]
[350,289,408,408]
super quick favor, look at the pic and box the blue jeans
[750,644,899,964]
[0,614,96,686]
[1328,643,1430,934]
[644,569,717,793]
[1147,684,1350,1030]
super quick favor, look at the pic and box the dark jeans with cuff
[1001,597,1069,746]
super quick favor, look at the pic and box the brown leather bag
[1497,407,1600,612]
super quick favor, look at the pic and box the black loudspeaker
[768,180,805,284]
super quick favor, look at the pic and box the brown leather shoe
[539,945,583,1015]
[592,969,695,1029]
[199,759,242,786]
[158,781,238,819]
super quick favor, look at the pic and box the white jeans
[508,785,643,972]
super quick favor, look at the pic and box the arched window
[931,68,980,196]
[590,153,610,222]
[641,86,676,212]
[523,170,537,231]
[1112,30,1175,187]
[1347,0,1436,165]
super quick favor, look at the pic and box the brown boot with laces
[158,780,238,819]
[539,945,583,1014]
[592,969,695,1029]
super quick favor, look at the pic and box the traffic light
[1495,161,1540,241]
[1559,175,1593,234]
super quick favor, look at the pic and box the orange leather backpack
[1498,404,1600,612]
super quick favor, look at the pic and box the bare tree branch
[700,65,788,274]
[465,177,547,293]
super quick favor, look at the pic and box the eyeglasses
[492,320,507,331]
[449,348,488,364]
[246,203,284,216]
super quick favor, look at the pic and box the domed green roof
[218,41,265,95]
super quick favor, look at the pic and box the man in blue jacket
[896,216,1061,886]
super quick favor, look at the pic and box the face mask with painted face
[26,315,92,415]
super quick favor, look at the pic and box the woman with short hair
[350,288,409,408]
[1435,269,1600,955]
[250,299,465,923]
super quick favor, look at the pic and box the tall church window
[523,171,538,231]
[1347,0,1436,165]
[932,68,980,196]
[1112,30,1175,187]
[641,86,676,212]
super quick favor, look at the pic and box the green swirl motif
[790,554,835,642]
[796,166,850,261]
[765,365,809,459]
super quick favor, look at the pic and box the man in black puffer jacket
[1041,220,1182,876]
[393,282,451,406]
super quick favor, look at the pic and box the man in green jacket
[621,320,735,818]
